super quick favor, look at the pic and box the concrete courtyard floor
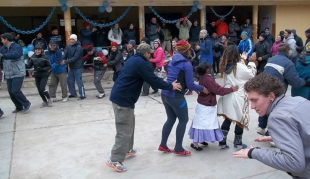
[0,79,291,179]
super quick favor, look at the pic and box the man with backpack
[83,46,108,98]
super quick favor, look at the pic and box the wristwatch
[248,147,261,159]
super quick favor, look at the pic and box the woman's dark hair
[277,35,284,41]
[195,62,211,76]
[127,22,133,28]
[244,74,285,97]
[1,33,14,41]
[279,30,284,36]
[220,45,240,77]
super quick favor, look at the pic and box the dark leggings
[213,58,220,74]
[35,76,50,102]
[160,95,188,152]
[221,118,243,135]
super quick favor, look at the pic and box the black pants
[142,82,157,95]
[221,118,243,135]
[113,71,120,82]
[160,95,188,152]
[213,57,220,74]
[35,76,50,102]
[7,77,30,110]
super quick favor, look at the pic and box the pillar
[252,5,258,44]
[200,7,206,30]
[64,7,72,46]
[139,6,145,41]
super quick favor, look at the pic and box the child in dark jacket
[188,62,238,151]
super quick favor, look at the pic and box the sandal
[158,145,175,153]
[174,150,191,156]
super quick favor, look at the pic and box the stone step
[0,70,114,90]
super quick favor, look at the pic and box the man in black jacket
[106,43,181,172]
[254,33,272,73]
[93,21,107,47]
[60,34,86,100]
[189,19,200,49]
[291,29,303,54]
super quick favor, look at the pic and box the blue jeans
[67,68,85,97]
[6,77,30,110]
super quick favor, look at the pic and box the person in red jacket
[83,46,108,98]
[215,18,228,37]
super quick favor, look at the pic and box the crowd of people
[0,16,310,179]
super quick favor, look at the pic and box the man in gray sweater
[234,74,310,179]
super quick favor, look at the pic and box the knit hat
[49,40,57,45]
[83,22,90,28]
[137,43,152,54]
[305,28,310,34]
[111,41,118,48]
[200,30,208,35]
[260,33,267,39]
[306,42,310,52]
[241,31,248,37]
[176,40,191,54]
[141,37,150,44]
[35,44,43,49]
[69,34,77,41]
[153,39,161,45]
[128,39,136,46]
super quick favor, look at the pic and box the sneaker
[78,96,86,100]
[0,109,4,117]
[12,109,23,113]
[51,98,58,102]
[105,158,127,172]
[126,149,137,157]
[40,102,48,108]
[234,144,248,149]
[190,143,203,151]
[270,142,277,148]
[47,98,53,107]
[257,127,266,135]
[96,93,105,99]
[68,95,77,98]
[140,93,149,96]
[154,92,160,97]
[62,97,68,102]
[151,90,158,94]
[23,103,31,113]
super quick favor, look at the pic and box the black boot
[233,134,247,149]
[219,130,229,149]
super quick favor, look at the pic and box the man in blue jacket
[256,43,308,136]
[60,34,85,100]
[46,40,68,102]
[0,33,31,113]
[106,43,182,172]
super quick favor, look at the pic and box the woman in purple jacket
[158,40,208,156]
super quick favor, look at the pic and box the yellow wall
[276,5,310,42]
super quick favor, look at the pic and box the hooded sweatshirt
[150,46,165,68]
[45,45,66,74]
[161,53,204,98]
[283,34,297,58]
[238,34,253,59]
[271,41,284,56]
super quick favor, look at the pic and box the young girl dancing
[188,62,238,151]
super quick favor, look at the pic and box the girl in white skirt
[188,62,238,151]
